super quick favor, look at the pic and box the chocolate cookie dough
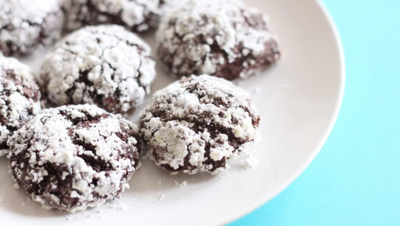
[0,54,41,156]
[63,0,173,33]
[8,104,140,212]
[0,0,64,56]
[139,75,260,175]
[40,25,156,113]
[156,0,281,80]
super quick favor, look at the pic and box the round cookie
[8,104,140,212]
[0,54,41,156]
[139,74,260,175]
[0,0,64,56]
[156,0,281,80]
[40,25,156,114]
[63,0,175,33]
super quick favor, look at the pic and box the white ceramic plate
[0,0,344,225]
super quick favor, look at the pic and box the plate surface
[0,0,344,225]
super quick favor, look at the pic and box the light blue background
[230,0,400,225]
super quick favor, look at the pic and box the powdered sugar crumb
[109,203,127,212]
[252,87,262,94]
[240,154,258,170]
[173,180,187,188]
[180,181,187,188]
[156,192,165,202]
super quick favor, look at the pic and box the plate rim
[224,0,346,224]
[0,0,346,224]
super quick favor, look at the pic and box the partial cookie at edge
[0,0,64,56]
[63,0,179,33]
[0,54,41,156]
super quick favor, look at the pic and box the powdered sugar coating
[140,75,260,175]
[0,54,41,156]
[63,0,176,33]
[0,0,64,56]
[7,104,140,212]
[40,25,156,113]
[156,0,280,80]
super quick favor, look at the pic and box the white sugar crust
[140,74,260,175]
[0,54,41,156]
[156,0,280,79]
[63,0,172,32]
[7,104,140,212]
[40,25,156,113]
[0,0,64,55]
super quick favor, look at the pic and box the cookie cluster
[0,0,278,213]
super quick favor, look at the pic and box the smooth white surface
[0,0,345,225]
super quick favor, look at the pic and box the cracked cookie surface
[8,104,140,212]
[63,0,173,33]
[139,75,260,175]
[0,0,64,56]
[156,0,281,80]
[0,54,41,156]
[40,25,156,113]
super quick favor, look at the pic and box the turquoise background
[230,0,400,225]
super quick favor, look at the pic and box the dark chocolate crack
[156,0,281,80]
[63,0,165,33]
[0,56,41,154]
[40,25,156,113]
[139,75,260,175]
[0,1,63,56]
[7,105,140,212]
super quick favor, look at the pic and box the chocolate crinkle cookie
[7,104,141,212]
[139,75,260,175]
[156,0,281,80]
[0,0,64,56]
[40,25,156,114]
[0,54,41,156]
[63,0,178,33]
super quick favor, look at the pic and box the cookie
[156,0,280,80]
[139,75,260,175]
[0,0,64,56]
[63,0,173,33]
[8,104,140,212]
[0,54,41,156]
[40,25,156,113]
